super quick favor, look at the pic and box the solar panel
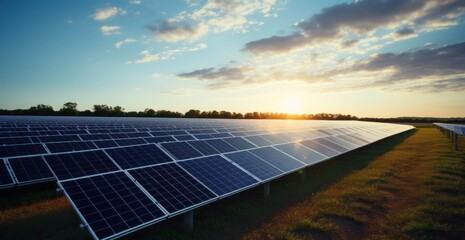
[0,160,15,188]
[160,142,203,160]
[80,134,112,140]
[244,135,273,147]
[274,143,327,165]
[204,139,236,153]
[105,144,173,169]
[46,141,97,153]
[59,172,166,240]
[115,138,147,146]
[187,140,220,155]
[248,147,305,172]
[299,139,340,158]
[44,150,120,180]
[225,151,283,181]
[177,156,259,196]
[313,138,350,153]
[93,139,119,148]
[143,136,176,143]
[260,134,287,144]
[128,163,216,214]
[173,135,195,141]
[38,135,81,143]
[222,137,256,150]
[0,143,47,158]
[0,137,32,146]
[8,156,54,184]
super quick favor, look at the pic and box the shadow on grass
[126,129,417,240]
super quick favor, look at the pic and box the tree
[144,108,156,117]
[93,104,112,116]
[59,102,79,116]
[28,104,54,115]
[111,106,125,116]
[185,109,201,118]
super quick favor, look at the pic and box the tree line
[0,102,358,120]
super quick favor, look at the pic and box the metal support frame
[264,182,270,197]
[183,210,194,231]
[453,133,459,150]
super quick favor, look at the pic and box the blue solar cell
[44,150,120,180]
[165,130,188,136]
[244,135,273,147]
[187,140,219,155]
[60,172,166,240]
[128,163,216,213]
[0,137,32,146]
[115,138,147,146]
[0,143,47,158]
[299,139,340,158]
[178,156,258,196]
[160,142,203,160]
[193,134,213,139]
[225,151,283,181]
[38,135,80,143]
[109,133,130,139]
[204,139,236,153]
[248,147,304,172]
[59,130,88,135]
[106,144,173,169]
[46,141,97,153]
[93,139,119,148]
[325,136,360,149]
[260,134,286,144]
[80,134,111,141]
[0,160,15,187]
[275,143,327,165]
[126,132,151,138]
[313,138,349,153]
[173,135,195,141]
[143,136,176,143]
[8,156,54,184]
[211,133,232,138]
[222,137,255,150]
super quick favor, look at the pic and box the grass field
[1,125,464,240]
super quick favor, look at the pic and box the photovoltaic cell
[44,150,120,180]
[0,160,15,187]
[38,135,80,143]
[0,143,47,158]
[46,141,97,153]
[60,172,166,240]
[299,139,340,158]
[128,163,216,213]
[173,135,195,141]
[115,138,147,146]
[260,134,286,144]
[244,135,273,147]
[143,136,176,143]
[204,139,236,153]
[0,137,32,146]
[275,143,327,165]
[160,142,203,160]
[187,140,219,155]
[80,134,111,141]
[225,151,283,181]
[178,156,258,196]
[222,137,255,150]
[106,144,173,169]
[313,138,349,153]
[248,147,304,172]
[93,140,119,148]
[8,156,54,184]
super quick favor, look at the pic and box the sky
[0,0,464,118]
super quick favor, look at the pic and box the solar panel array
[0,116,413,240]
[434,123,465,136]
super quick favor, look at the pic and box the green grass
[1,126,464,240]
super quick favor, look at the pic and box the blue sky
[1,0,464,117]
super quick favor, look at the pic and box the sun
[282,97,301,114]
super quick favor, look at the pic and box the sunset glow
[0,0,464,117]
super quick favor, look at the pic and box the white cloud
[100,25,121,36]
[130,0,141,4]
[93,7,126,21]
[134,43,207,64]
[115,38,137,48]
[149,0,279,42]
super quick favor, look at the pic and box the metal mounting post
[264,182,270,197]
[183,210,194,231]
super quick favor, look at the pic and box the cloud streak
[244,0,465,54]
[100,25,121,35]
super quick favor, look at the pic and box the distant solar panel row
[0,116,413,239]
[434,123,465,136]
